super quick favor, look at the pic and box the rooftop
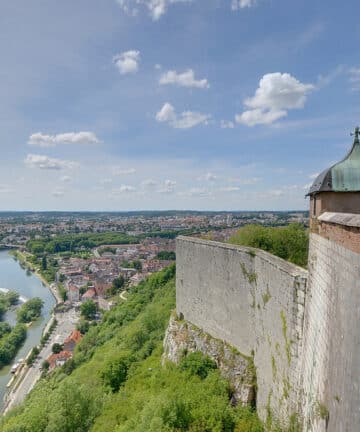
[308,127,360,196]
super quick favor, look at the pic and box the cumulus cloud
[113,51,140,75]
[117,0,193,21]
[24,154,78,170]
[156,103,210,129]
[236,72,314,126]
[28,132,100,148]
[231,0,257,10]
[159,69,209,89]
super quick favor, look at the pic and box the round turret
[308,127,360,218]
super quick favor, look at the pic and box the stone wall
[176,236,308,426]
[300,232,360,432]
[162,314,255,405]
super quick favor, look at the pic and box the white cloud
[236,72,314,126]
[117,0,193,21]
[220,120,235,129]
[159,179,176,193]
[24,154,78,170]
[159,69,209,89]
[349,68,360,91]
[231,0,257,10]
[156,102,210,129]
[60,175,72,183]
[113,51,140,75]
[28,131,100,148]
[111,184,137,194]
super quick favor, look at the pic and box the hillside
[0,264,263,432]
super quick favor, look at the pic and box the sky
[1,0,360,211]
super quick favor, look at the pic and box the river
[0,250,56,407]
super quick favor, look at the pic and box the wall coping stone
[177,236,308,278]
[318,212,360,227]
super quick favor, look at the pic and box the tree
[179,352,217,379]
[76,319,90,335]
[80,300,97,320]
[41,360,50,371]
[132,260,142,271]
[52,343,63,354]
[101,355,130,392]
[41,255,47,271]
[17,297,44,323]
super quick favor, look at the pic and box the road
[3,308,80,414]
[119,291,127,301]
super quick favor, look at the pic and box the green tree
[80,300,97,320]
[17,298,44,323]
[52,343,63,354]
[132,260,142,271]
[179,351,217,379]
[41,255,47,271]
[101,355,131,393]
[76,319,90,335]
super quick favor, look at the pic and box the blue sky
[1,0,360,211]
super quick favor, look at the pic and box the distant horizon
[0,209,308,214]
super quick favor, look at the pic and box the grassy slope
[1,264,262,432]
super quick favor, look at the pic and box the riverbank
[3,307,80,414]
[1,250,82,414]
[0,251,56,410]
[10,250,61,304]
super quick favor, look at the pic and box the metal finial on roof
[350,126,360,144]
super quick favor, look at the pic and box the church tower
[300,128,360,431]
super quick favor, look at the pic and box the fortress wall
[176,236,308,425]
[301,231,360,432]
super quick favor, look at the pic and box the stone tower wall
[300,216,360,432]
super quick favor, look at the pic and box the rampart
[176,236,308,425]
[176,213,360,431]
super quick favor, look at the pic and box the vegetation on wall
[229,224,309,268]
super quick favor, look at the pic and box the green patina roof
[332,135,360,191]
[308,127,360,195]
